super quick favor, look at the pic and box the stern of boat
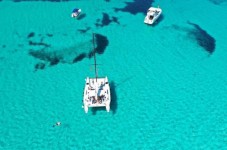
[106,103,110,112]
[84,105,88,113]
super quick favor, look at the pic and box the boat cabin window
[149,15,154,20]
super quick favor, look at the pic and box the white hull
[83,77,111,113]
[144,7,162,25]
[71,9,81,18]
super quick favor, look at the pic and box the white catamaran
[82,33,111,113]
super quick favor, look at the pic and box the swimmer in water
[53,122,61,127]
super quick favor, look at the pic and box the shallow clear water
[0,0,227,149]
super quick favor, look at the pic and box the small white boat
[82,34,111,113]
[71,8,81,18]
[144,7,162,25]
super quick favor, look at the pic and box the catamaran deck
[83,77,111,113]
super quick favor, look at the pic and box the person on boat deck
[88,84,94,90]
[99,82,104,89]
[101,95,105,101]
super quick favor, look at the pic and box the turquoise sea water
[0,0,227,149]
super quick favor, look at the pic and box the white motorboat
[144,7,162,25]
[71,8,81,18]
[82,34,111,113]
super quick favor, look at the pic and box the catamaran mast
[92,33,98,82]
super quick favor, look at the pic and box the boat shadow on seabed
[77,13,86,20]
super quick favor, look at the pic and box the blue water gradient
[0,0,226,149]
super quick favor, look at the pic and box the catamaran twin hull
[83,77,111,113]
